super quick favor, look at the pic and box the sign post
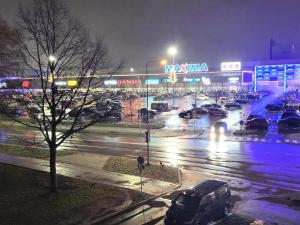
[239,120,244,130]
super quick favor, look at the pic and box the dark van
[164,180,231,225]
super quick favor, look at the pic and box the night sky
[1,0,300,71]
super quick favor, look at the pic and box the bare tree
[0,17,22,76]
[0,0,121,192]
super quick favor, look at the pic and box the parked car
[201,104,213,109]
[193,107,209,114]
[209,108,227,116]
[280,111,300,120]
[246,114,264,121]
[197,94,209,100]
[201,103,221,109]
[224,102,242,109]
[151,101,169,112]
[278,117,300,128]
[138,108,157,116]
[219,97,228,104]
[211,103,222,108]
[178,110,193,118]
[246,117,269,130]
[235,99,250,104]
[265,104,284,111]
[211,121,228,134]
[164,180,231,225]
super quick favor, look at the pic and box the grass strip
[104,156,179,184]
[0,163,147,225]
[0,143,72,159]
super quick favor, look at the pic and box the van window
[216,186,228,198]
[200,192,216,207]
[174,194,198,212]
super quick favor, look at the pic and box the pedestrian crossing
[227,136,300,144]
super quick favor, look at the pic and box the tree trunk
[49,142,57,193]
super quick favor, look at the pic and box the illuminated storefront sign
[67,80,78,87]
[54,81,67,86]
[145,79,160,85]
[104,80,117,85]
[183,77,201,82]
[117,80,141,85]
[228,77,239,83]
[221,62,241,71]
[21,80,30,89]
[255,63,300,93]
[165,63,209,74]
[0,81,7,88]
[202,77,211,85]
[163,78,171,83]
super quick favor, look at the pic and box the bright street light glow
[130,68,134,72]
[167,46,177,56]
[160,59,167,65]
[49,55,56,62]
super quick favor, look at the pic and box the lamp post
[167,46,177,105]
[145,59,167,165]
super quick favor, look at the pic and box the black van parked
[164,180,231,225]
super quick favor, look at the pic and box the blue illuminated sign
[183,77,201,82]
[255,63,300,93]
[165,63,208,74]
[145,79,160,85]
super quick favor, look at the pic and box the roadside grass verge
[0,143,73,159]
[0,163,147,225]
[104,156,179,184]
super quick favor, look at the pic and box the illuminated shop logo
[67,80,78,87]
[145,79,160,85]
[0,81,7,88]
[221,62,241,71]
[117,80,141,85]
[21,80,30,89]
[104,80,117,85]
[165,63,208,74]
[54,81,67,86]
[183,77,201,82]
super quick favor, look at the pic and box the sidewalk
[0,152,178,196]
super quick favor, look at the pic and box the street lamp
[130,67,135,72]
[145,59,167,165]
[48,55,56,82]
[167,46,177,105]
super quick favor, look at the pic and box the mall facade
[1,59,300,94]
[101,59,300,94]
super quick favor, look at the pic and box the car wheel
[223,206,231,217]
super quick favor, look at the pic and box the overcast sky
[1,0,300,71]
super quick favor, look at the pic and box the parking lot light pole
[145,59,167,166]
[167,46,177,106]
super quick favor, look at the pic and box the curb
[88,169,183,225]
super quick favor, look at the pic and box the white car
[197,94,209,100]
[208,108,228,116]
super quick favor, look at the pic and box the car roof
[188,180,227,198]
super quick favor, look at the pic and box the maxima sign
[165,63,208,74]
[221,62,241,71]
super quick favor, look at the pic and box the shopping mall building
[101,59,300,94]
[1,59,300,94]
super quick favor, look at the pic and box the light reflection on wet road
[2,129,300,196]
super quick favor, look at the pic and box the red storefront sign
[21,80,30,89]
[117,80,141,85]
